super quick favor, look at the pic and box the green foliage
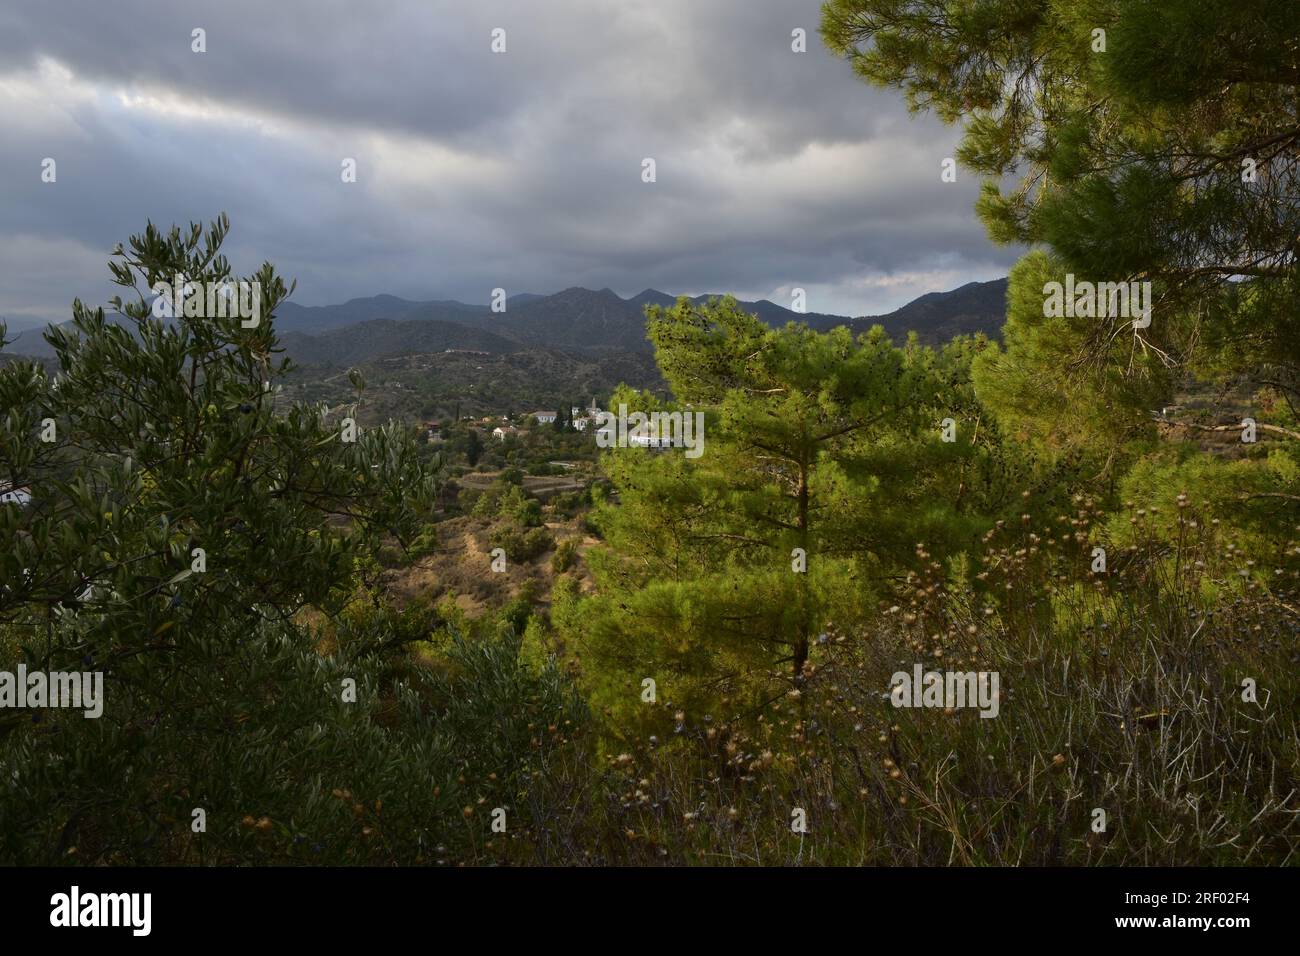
[971,251,1170,467]
[0,621,585,864]
[489,525,554,564]
[497,485,542,527]
[563,297,1004,728]
[548,567,1300,865]
[0,217,515,864]
[463,426,482,466]
[823,0,1300,512]
[1,217,440,650]
[551,538,580,574]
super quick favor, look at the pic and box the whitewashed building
[0,484,32,507]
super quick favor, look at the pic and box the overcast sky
[0,0,1021,326]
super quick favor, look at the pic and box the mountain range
[274,278,1008,365]
[3,278,1008,365]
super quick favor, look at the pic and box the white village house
[0,483,32,508]
[570,398,603,431]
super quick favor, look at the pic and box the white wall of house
[0,487,32,507]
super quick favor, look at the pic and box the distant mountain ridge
[3,279,1008,364]
[268,278,1008,364]
[841,279,1010,343]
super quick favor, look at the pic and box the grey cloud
[0,0,1020,323]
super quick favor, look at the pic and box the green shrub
[0,622,585,865]
[551,539,579,573]
[489,525,554,564]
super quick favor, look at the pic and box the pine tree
[822,0,1300,432]
[568,297,987,724]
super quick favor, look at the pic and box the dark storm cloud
[0,0,1020,324]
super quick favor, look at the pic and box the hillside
[283,346,663,423]
[273,294,488,332]
[848,278,1009,344]
[278,317,522,366]
[275,278,1010,363]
